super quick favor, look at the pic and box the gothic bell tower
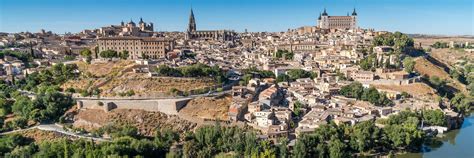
[188,8,197,32]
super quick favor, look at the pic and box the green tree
[0,98,13,116]
[328,136,349,158]
[80,48,92,57]
[422,110,446,126]
[120,50,130,59]
[287,69,313,80]
[100,50,118,59]
[403,57,415,73]
[11,96,35,119]
[276,74,290,83]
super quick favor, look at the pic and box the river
[399,112,474,158]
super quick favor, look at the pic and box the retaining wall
[76,98,191,115]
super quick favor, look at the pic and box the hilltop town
[0,7,473,158]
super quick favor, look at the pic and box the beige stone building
[318,8,357,30]
[99,18,154,37]
[97,37,174,59]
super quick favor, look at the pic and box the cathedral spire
[139,17,144,23]
[188,8,196,32]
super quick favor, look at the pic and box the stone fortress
[318,8,358,30]
[99,18,154,37]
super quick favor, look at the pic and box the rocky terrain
[179,95,232,121]
[71,109,197,137]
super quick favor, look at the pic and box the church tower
[351,8,358,30]
[319,8,329,29]
[188,9,197,32]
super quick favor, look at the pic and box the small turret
[352,8,357,16]
[128,19,136,27]
[322,8,328,16]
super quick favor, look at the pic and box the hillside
[414,57,468,94]
[372,83,438,100]
[71,109,197,137]
[62,61,216,97]
[179,95,232,122]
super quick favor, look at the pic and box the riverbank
[397,111,474,158]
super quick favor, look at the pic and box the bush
[65,87,76,93]
[8,117,28,129]
[97,101,104,106]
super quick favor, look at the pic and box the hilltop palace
[318,8,358,30]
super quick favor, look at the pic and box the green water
[399,112,474,158]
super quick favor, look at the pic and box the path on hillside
[0,124,109,142]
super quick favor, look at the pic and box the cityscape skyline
[1,0,473,35]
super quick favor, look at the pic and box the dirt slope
[414,57,467,94]
[179,95,232,121]
[72,109,197,137]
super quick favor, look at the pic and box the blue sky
[0,0,473,35]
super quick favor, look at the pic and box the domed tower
[319,8,329,29]
[351,8,358,30]
[139,17,146,31]
[127,19,136,27]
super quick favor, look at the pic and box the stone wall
[76,98,191,115]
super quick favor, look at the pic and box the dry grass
[72,109,197,137]
[99,73,215,97]
[76,60,135,78]
[63,61,216,97]
[414,57,450,79]
[414,37,474,48]
[14,129,69,143]
[372,83,438,100]
[430,48,474,66]
[414,57,468,94]
[179,95,232,121]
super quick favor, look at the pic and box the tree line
[339,82,393,106]
[0,64,77,131]
[0,110,444,157]
[372,31,414,53]
[274,50,294,60]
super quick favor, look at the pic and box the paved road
[0,124,109,142]
[0,126,37,135]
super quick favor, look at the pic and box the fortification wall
[76,98,191,115]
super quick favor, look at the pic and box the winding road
[0,124,108,142]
